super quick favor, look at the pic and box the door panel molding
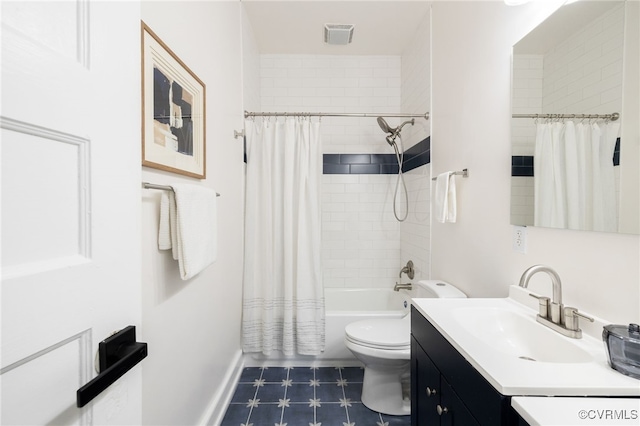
[1,116,92,278]
[1,329,93,425]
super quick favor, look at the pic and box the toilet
[344,280,466,416]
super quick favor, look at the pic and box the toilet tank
[411,280,467,299]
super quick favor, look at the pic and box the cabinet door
[411,336,441,426]
[439,377,480,426]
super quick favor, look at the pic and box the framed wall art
[141,22,206,179]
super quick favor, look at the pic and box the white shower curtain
[242,117,325,356]
[534,120,620,232]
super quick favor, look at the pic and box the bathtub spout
[394,282,412,292]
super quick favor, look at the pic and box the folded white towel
[158,184,218,280]
[158,191,174,250]
[434,172,457,223]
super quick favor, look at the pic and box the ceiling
[242,1,431,55]
[514,0,623,54]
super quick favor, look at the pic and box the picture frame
[141,22,206,179]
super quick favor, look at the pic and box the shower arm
[379,118,415,144]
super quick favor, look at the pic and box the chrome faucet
[394,282,412,291]
[518,265,593,339]
[519,264,563,323]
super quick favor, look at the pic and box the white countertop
[411,286,640,396]
[512,397,640,426]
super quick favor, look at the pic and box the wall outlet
[512,226,527,253]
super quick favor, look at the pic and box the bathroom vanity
[410,286,640,426]
[411,306,517,425]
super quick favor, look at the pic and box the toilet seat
[345,318,410,350]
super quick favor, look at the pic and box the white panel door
[1,1,142,424]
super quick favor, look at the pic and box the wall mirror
[510,0,639,234]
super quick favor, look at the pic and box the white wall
[140,1,245,424]
[431,1,639,323]
[400,12,431,281]
[242,5,261,113]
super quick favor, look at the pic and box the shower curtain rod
[244,110,429,120]
[512,112,619,121]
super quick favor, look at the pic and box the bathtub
[245,288,410,367]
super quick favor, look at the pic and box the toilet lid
[345,319,410,349]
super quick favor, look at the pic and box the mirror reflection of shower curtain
[242,117,325,356]
[534,120,620,232]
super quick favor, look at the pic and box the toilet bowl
[344,280,466,416]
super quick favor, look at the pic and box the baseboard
[243,353,362,368]
[198,349,244,426]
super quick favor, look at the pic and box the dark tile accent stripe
[323,136,430,175]
[512,155,534,177]
[403,136,431,173]
[322,153,398,174]
[511,139,621,177]
[323,163,350,174]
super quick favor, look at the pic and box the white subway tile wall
[542,4,624,115]
[511,176,535,226]
[400,17,431,281]
[259,54,405,289]
[258,53,434,289]
[321,174,401,288]
[261,54,402,154]
[511,55,543,157]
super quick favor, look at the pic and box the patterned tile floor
[221,366,411,426]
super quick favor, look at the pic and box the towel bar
[431,169,468,181]
[143,182,220,197]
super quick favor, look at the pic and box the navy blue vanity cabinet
[411,306,518,425]
[411,335,479,425]
[411,335,441,424]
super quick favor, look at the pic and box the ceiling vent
[324,24,354,45]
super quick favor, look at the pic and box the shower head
[377,117,393,134]
[377,117,415,145]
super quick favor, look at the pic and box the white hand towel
[435,172,457,223]
[158,191,174,250]
[158,184,218,280]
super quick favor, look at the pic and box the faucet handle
[529,293,550,318]
[564,307,594,332]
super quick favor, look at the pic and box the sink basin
[452,307,593,364]
[412,287,640,396]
